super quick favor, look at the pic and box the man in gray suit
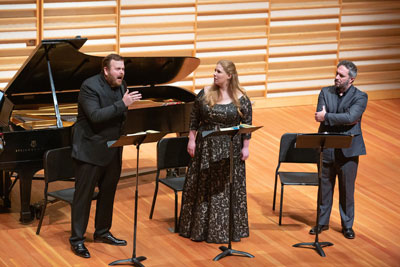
[69,54,142,258]
[310,60,368,239]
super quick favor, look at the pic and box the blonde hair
[203,59,247,116]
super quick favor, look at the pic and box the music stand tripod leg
[293,146,333,257]
[213,134,254,261]
[109,138,147,266]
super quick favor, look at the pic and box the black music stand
[107,131,167,267]
[203,125,262,261]
[292,133,353,257]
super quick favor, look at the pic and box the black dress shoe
[309,225,329,235]
[342,228,355,239]
[71,243,90,258]
[94,232,127,246]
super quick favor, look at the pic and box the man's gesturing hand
[123,90,142,107]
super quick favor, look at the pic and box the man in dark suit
[310,60,368,239]
[69,54,142,258]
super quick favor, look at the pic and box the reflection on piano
[0,37,200,223]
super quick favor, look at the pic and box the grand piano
[0,37,199,223]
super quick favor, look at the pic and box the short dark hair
[337,60,357,78]
[102,53,123,71]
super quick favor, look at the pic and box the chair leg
[36,198,48,235]
[149,174,160,219]
[174,191,178,233]
[273,173,278,211]
[279,184,284,226]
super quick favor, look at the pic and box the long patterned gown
[179,89,253,243]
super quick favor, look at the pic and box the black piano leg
[1,171,4,207]
[18,169,35,223]
[1,171,11,209]
[4,172,11,208]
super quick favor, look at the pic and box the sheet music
[126,129,159,137]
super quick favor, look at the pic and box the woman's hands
[187,139,196,157]
[187,130,197,157]
[241,139,250,161]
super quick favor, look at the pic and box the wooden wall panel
[0,0,37,90]
[339,0,400,97]
[267,0,340,101]
[195,0,268,95]
[42,0,118,55]
[0,0,399,107]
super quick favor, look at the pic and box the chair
[273,133,320,225]
[36,146,96,235]
[149,136,191,232]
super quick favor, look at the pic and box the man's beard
[335,78,350,91]
[107,75,123,87]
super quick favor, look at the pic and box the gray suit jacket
[317,85,368,158]
[71,74,127,166]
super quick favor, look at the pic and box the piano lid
[4,37,200,101]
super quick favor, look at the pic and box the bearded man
[309,60,368,240]
[70,54,141,258]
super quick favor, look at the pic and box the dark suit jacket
[317,85,368,158]
[71,74,127,166]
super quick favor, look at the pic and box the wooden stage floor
[1,99,399,266]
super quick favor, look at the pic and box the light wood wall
[0,0,399,108]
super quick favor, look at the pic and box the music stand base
[293,241,333,257]
[109,256,146,266]
[213,246,255,261]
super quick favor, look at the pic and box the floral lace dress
[179,89,252,243]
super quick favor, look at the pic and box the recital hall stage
[0,99,399,267]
